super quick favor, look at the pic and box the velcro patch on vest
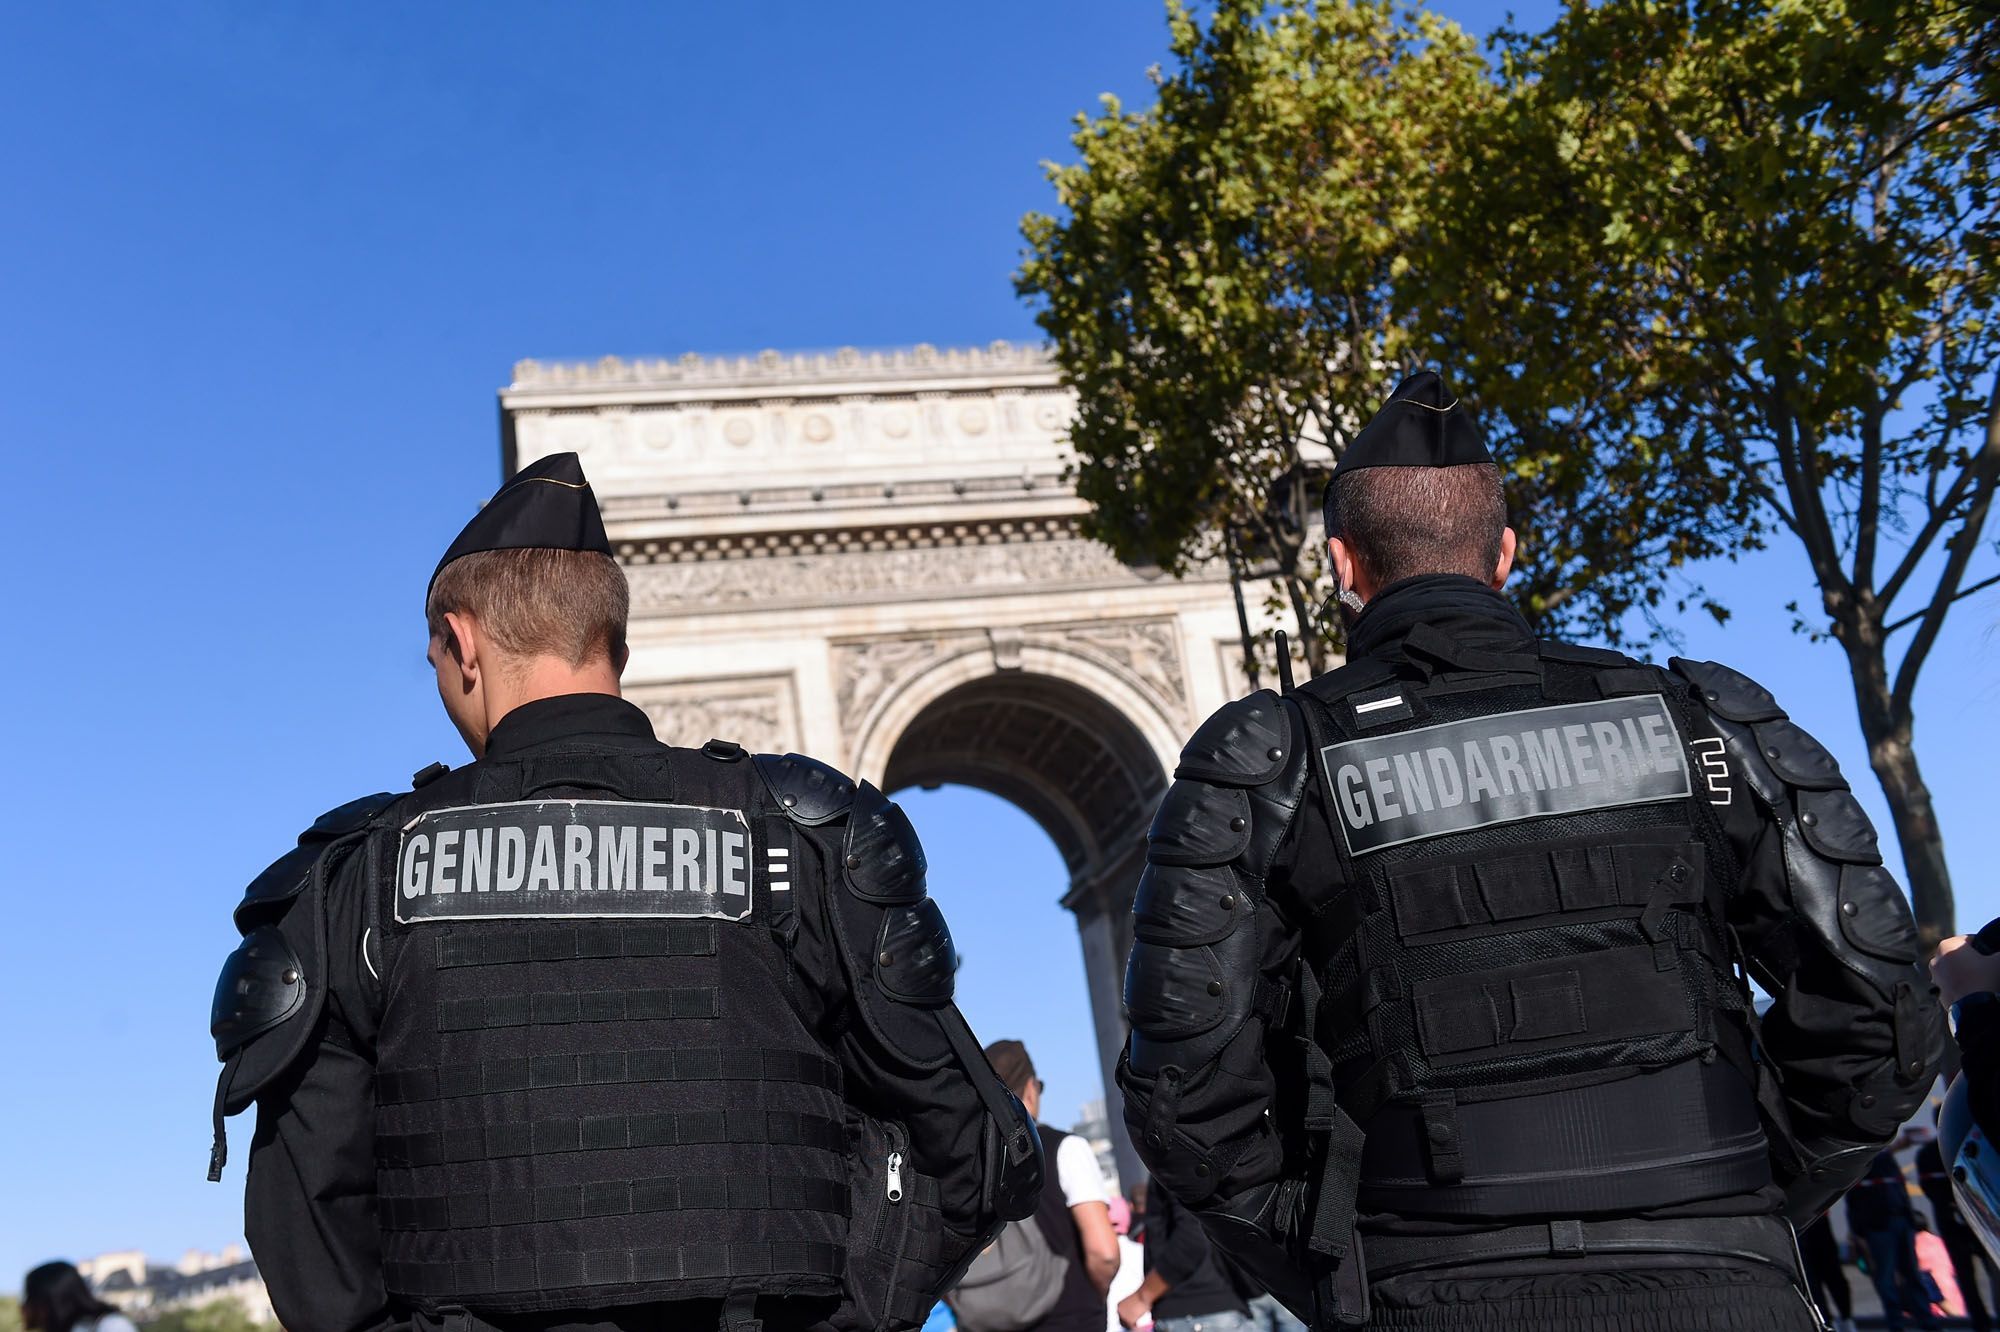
[395,800,753,924]
[1320,695,1692,856]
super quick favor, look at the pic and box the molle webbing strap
[1385,838,1703,942]
[438,922,718,967]
[1412,945,1691,1066]
[384,1240,844,1299]
[1357,1057,1768,1213]
[377,1108,844,1167]
[381,1174,848,1232]
[378,1046,841,1105]
[437,986,719,1031]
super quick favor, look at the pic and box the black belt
[1363,1213,1807,1282]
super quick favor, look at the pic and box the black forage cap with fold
[430,452,613,593]
[1330,370,1494,478]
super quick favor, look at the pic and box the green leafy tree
[1018,0,1495,675]
[1436,0,1999,944]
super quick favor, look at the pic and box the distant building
[75,1247,274,1323]
[1072,1098,1123,1195]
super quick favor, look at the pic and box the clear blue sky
[4,0,1996,1288]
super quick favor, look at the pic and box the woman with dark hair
[20,1262,136,1332]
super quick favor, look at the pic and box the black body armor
[1119,576,1943,1332]
[364,748,845,1312]
[213,695,1040,1332]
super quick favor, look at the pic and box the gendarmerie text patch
[394,800,753,923]
[1320,695,1693,856]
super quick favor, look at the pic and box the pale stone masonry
[499,343,1256,1184]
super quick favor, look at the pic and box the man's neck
[484,656,622,737]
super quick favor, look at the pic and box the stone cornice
[508,340,1057,397]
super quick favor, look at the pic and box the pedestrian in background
[1117,1184,1250,1332]
[1799,1216,1858,1332]
[1847,1150,1941,1332]
[985,1040,1121,1332]
[19,1263,136,1332]
[1919,1130,1997,1332]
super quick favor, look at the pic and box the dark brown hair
[1325,463,1506,586]
[426,548,629,667]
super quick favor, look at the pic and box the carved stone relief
[629,675,799,755]
[626,536,1148,616]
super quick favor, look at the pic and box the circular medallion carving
[723,416,756,447]
[803,413,834,443]
[958,405,989,435]
[882,410,912,439]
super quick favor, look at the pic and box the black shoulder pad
[1147,781,1251,867]
[1799,788,1883,865]
[874,898,956,1006]
[755,752,858,826]
[845,782,928,906]
[1752,719,1846,791]
[1539,639,1631,669]
[1176,691,1292,787]
[235,791,396,931]
[212,925,308,1066]
[309,790,399,836]
[1670,658,1786,724]
[235,841,320,926]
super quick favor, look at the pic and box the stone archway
[498,342,1257,1187]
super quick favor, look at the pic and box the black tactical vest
[363,744,849,1314]
[1291,637,1770,1221]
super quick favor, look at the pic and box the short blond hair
[426,548,629,667]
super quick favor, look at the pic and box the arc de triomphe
[499,341,1249,1179]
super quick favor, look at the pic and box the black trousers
[1800,1217,1853,1321]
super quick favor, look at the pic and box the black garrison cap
[1330,370,1493,479]
[430,452,612,592]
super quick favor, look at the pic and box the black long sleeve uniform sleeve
[242,848,391,1332]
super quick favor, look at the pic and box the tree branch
[1893,374,2000,712]
[1884,569,2000,636]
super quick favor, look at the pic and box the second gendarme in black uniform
[1118,373,1947,1331]
[207,454,1040,1332]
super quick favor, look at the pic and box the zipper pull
[886,1150,905,1203]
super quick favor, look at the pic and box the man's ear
[441,610,480,684]
[1328,535,1360,593]
[612,640,631,678]
[1493,527,1518,589]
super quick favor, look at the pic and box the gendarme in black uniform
[1118,375,1947,1330]
[207,454,1040,1332]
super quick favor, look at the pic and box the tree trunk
[1843,630,1957,950]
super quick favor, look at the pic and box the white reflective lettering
[461,827,493,893]
[1364,756,1401,819]
[673,828,701,891]
[527,825,559,892]
[1640,714,1678,773]
[1426,747,1465,807]
[1522,728,1568,789]
[564,824,592,891]
[642,827,669,890]
[1336,764,1371,828]
[598,825,635,892]
[433,829,459,894]
[1461,741,1500,801]
[400,834,430,899]
[1591,721,1632,782]
[721,830,748,896]
[496,826,526,891]
[1391,751,1434,813]
[1489,734,1530,797]
[1563,724,1600,782]
[703,828,719,893]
